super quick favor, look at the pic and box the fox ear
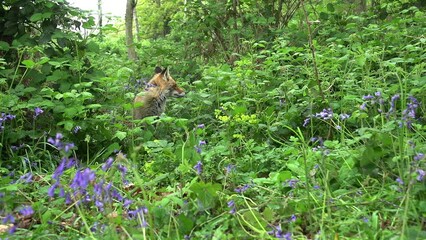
[161,67,170,80]
[155,66,163,74]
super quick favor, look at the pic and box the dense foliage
[1,0,425,239]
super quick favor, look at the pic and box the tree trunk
[98,0,103,39]
[276,0,283,27]
[134,7,141,42]
[232,0,239,53]
[125,0,137,60]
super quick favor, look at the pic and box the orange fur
[133,67,185,119]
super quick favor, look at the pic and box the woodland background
[0,0,426,239]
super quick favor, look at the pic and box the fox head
[148,67,185,97]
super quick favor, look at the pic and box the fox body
[133,67,185,119]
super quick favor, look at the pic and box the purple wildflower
[70,168,96,191]
[65,193,72,205]
[285,179,299,188]
[360,102,367,111]
[123,199,133,209]
[194,161,203,175]
[48,133,63,147]
[375,92,382,97]
[225,164,236,175]
[362,217,369,223]
[199,140,206,146]
[197,124,205,129]
[363,95,374,100]
[396,177,404,185]
[2,214,15,224]
[234,183,251,193]
[417,169,425,181]
[389,94,400,113]
[64,143,75,153]
[53,158,66,180]
[227,200,236,214]
[414,153,425,161]
[290,214,296,222]
[315,108,333,120]
[117,164,127,177]
[34,107,44,118]
[268,225,291,239]
[339,113,350,120]
[48,182,59,197]
[401,96,419,129]
[102,157,114,171]
[303,117,310,127]
[94,181,104,197]
[9,224,17,234]
[65,157,77,169]
[19,206,34,217]
[58,187,65,197]
[128,206,148,222]
[111,189,123,201]
[19,172,33,183]
[95,200,104,211]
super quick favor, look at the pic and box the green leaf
[114,131,127,140]
[177,214,194,234]
[327,3,335,12]
[30,13,43,22]
[189,182,221,210]
[0,41,10,51]
[57,120,75,131]
[22,59,35,68]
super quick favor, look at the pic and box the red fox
[133,67,185,119]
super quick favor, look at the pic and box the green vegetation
[1,0,425,239]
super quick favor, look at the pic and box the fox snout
[172,88,185,97]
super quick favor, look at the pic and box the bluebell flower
[339,113,350,120]
[2,214,15,224]
[303,117,310,127]
[19,206,34,217]
[416,169,425,181]
[19,172,33,183]
[314,108,333,120]
[396,177,404,185]
[34,107,44,118]
[414,153,424,161]
[102,157,114,171]
[234,183,251,193]
[225,164,236,175]
[285,179,299,188]
[363,95,374,100]
[48,182,59,197]
[194,161,203,175]
[70,168,96,192]
[227,200,236,214]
